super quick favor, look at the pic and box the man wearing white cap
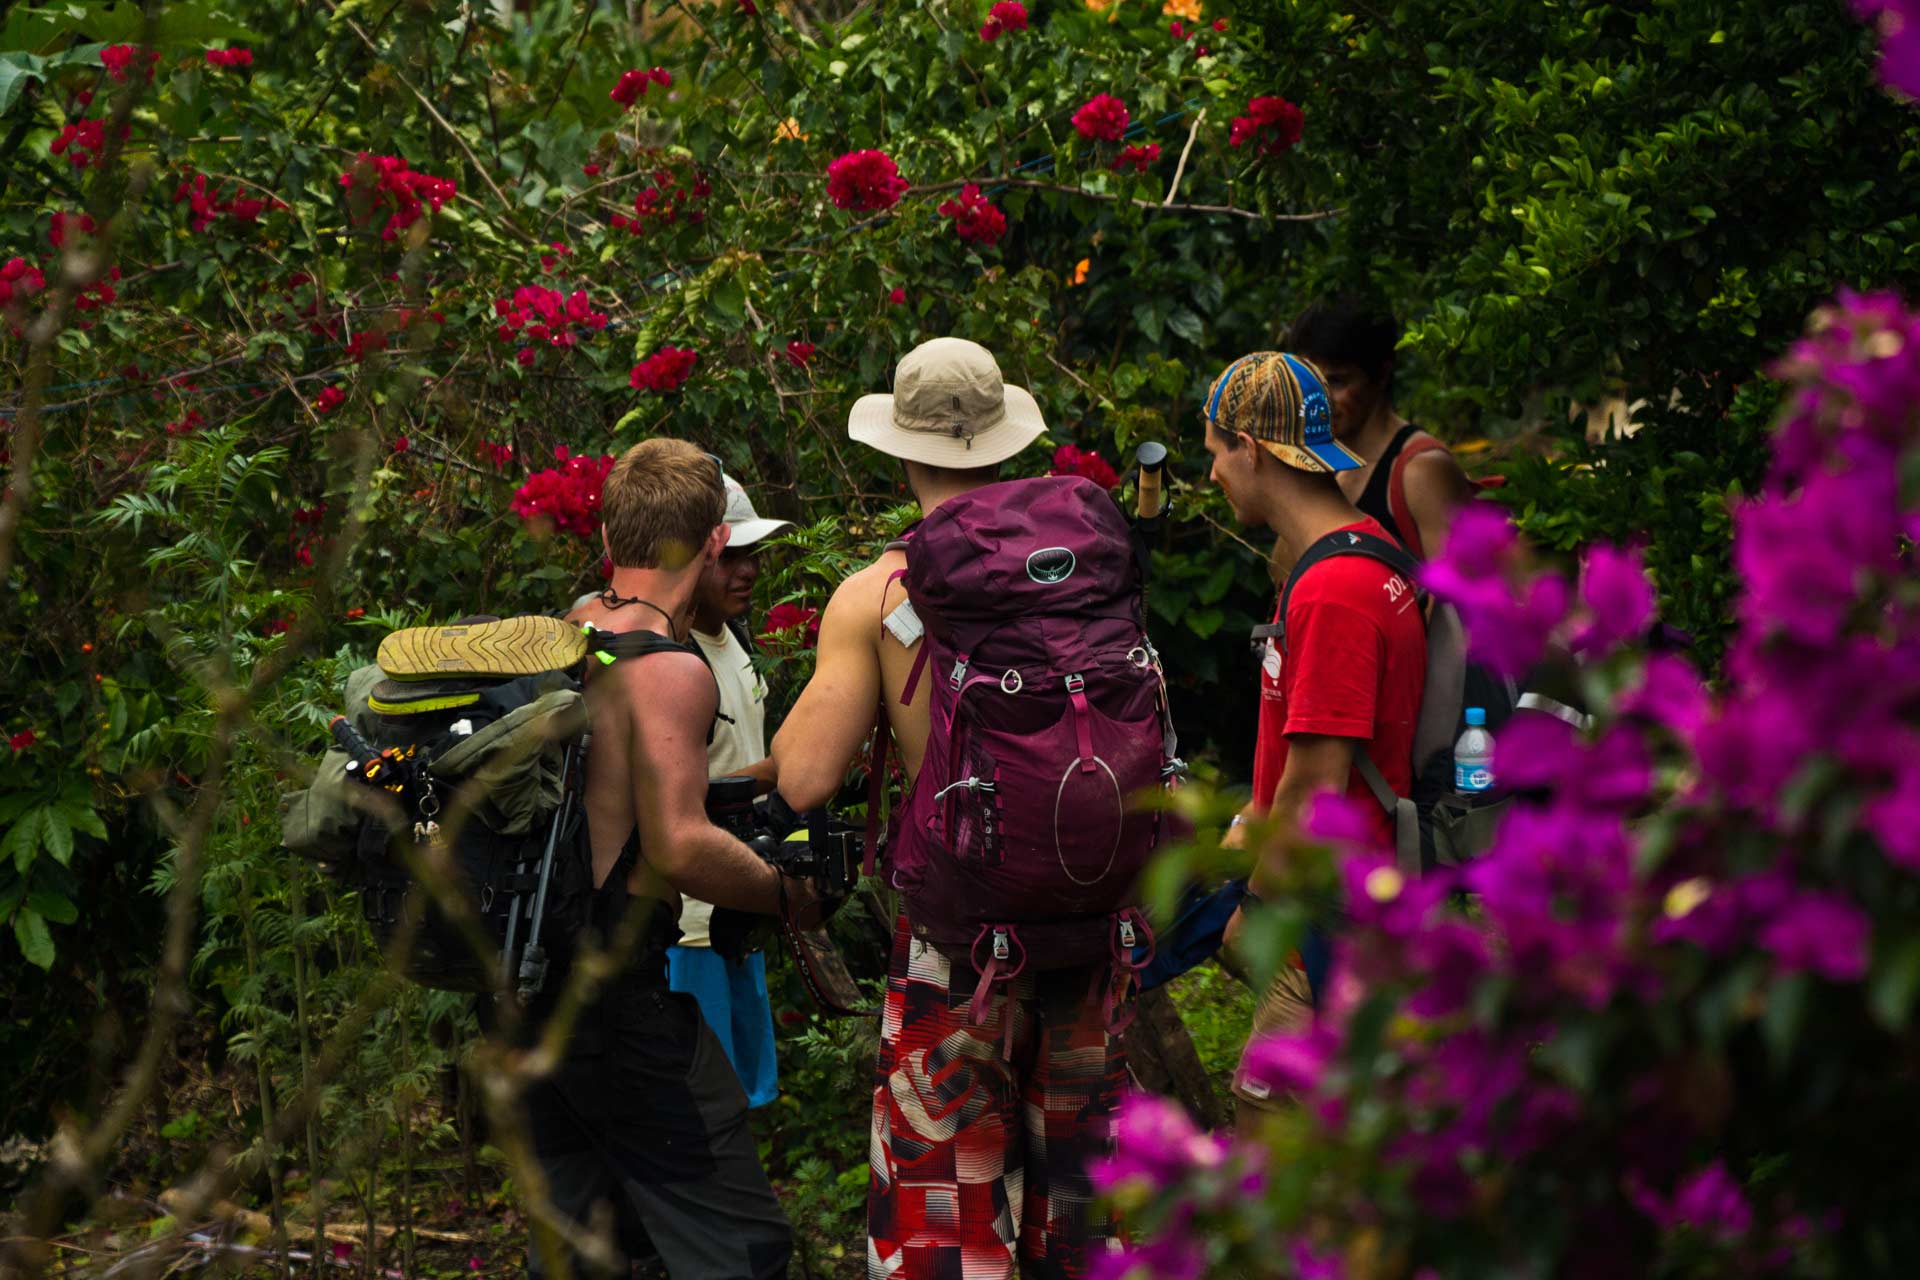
[771,339,1137,1279]
[671,472,793,1110]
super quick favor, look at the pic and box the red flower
[511,451,618,540]
[582,163,602,177]
[345,607,366,620]
[1229,95,1305,154]
[51,118,119,168]
[312,385,347,415]
[826,150,909,212]
[345,330,389,363]
[1110,142,1161,174]
[979,1,1029,40]
[164,409,207,436]
[610,67,671,107]
[888,286,907,305]
[479,440,514,469]
[740,0,758,12]
[1072,94,1130,143]
[48,211,96,248]
[1170,20,1187,38]
[761,603,821,650]
[100,45,157,82]
[8,729,36,753]
[205,47,253,68]
[1050,444,1120,490]
[339,153,457,242]
[0,257,47,309]
[936,183,1008,246]
[785,340,816,367]
[393,436,410,453]
[1212,17,1228,30]
[261,616,293,637]
[630,345,699,392]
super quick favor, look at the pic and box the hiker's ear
[704,523,728,562]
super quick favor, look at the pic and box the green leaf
[1870,936,1920,1031]
[1186,607,1225,639]
[13,908,53,970]
[0,54,43,116]
[41,808,73,865]
[27,890,77,925]
[1165,306,1204,345]
[4,807,45,873]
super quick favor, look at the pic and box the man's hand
[1249,734,1357,900]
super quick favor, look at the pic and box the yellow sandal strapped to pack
[376,615,587,682]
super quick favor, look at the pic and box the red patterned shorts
[866,916,1127,1280]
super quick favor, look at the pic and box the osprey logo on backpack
[1025,546,1077,584]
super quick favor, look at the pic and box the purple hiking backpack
[875,475,1178,1033]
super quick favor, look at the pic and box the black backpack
[280,616,694,998]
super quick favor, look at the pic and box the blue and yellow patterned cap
[1202,351,1363,473]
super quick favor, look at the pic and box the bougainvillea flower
[1228,95,1305,153]
[629,345,698,392]
[205,47,253,68]
[784,340,815,367]
[1573,543,1654,655]
[936,183,1008,245]
[8,729,37,752]
[610,67,672,107]
[1853,0,1920,99]
[979,1,1029,41]
[826,150,909,212]
[511,452,617,540]
[312,385,347,414]
[1758,891,1870,981]
[761,603,821,650]
[1111,142,1161,173]
[1072,93,1131,142]
[1049,444,1120,489]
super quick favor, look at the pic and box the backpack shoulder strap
[1355,749,1422,876]
[1275,530,1421,653]
[1385,432,1447,561]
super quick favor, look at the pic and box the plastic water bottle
[1454,707,1495,793]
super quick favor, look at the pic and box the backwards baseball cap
[721,474,792,548]
[847,337,1047,468]
[1202,351,1363,473]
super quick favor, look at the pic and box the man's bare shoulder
[827,550,910,626]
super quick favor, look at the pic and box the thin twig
[910,175,1340,224]
[1163,108,1206,206]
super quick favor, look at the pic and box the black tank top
[1355,423,1422,552]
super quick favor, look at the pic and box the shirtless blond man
[526,437,801,1280]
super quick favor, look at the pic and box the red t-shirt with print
[1250,518,1427,851]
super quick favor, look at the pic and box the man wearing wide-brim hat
[770,337,1123,1277]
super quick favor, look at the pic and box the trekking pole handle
[1135,442,1168,521]
[329,715,378,775]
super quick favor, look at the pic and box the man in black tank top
[1288,295,1478,560]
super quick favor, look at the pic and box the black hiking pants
[521,967,792,1279]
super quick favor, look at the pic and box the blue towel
[666,947,779,1108]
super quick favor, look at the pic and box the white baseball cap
[722,475,793,548]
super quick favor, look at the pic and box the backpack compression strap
[864,534,921,877]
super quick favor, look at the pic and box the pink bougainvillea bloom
[100,44,157,82]
[1229,95,1305,153]
[204,47,253,68]
[312,385,347,414]
[629,345,698,392]
[1573,543,1654,655]
[1620,652,1709,736]
[888,286,907,305]
[979,1,1029,41]
[1049,444,1120,489]
[936,183,1008,246]
[8,729,37,752]
[393,436,410,453]
[1853,0,1920,99]
[784,340,816,367]
[1758,891,1870,982]
[1110,142,1161,174]
[1213,16,1229,29]
[512,452,617,540]
[1072,93,1130,142]
[826,150,909,212]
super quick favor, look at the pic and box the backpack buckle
[1118,917,1137,949]
[992,927,1010,962]
[950,658,969,689]
[1064,672,1085,694]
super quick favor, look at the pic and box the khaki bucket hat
[847,337,1047,468]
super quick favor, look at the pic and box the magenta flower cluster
[1107,287,1920,1277]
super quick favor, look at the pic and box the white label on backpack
[883,599,924,648]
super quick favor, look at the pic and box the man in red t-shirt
[1199,351,1426,1128]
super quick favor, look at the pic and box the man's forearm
[1246,781,1316,900]
[657,824,782,913]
